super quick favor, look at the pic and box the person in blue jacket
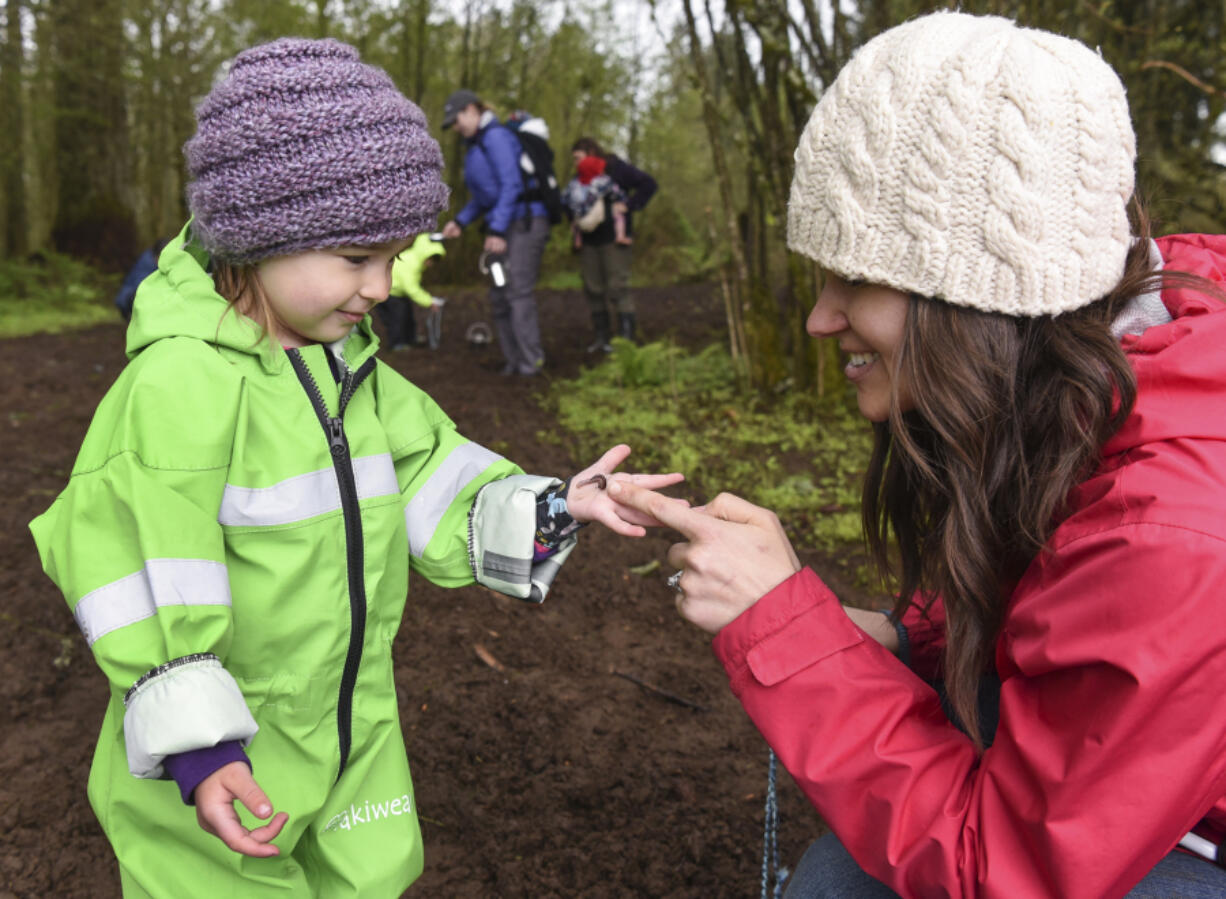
[440,89,548,377]
[113,239,168,321]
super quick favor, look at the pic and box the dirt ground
[0,282,880,898]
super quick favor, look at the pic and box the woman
[441,89,547,376]
[570,137,657,348]
[610,12,1226,898]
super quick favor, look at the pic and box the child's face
[255,237,416,348]
[257,240,413,348]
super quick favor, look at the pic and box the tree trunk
[1,0,27,256]
[49,0,135,270]
[680,0,757,383]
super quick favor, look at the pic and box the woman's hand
[564,444,685,536]
[194,761,289,858]
[441,220,461,239]
[607,481,801,633]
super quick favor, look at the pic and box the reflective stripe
[73,559,232,647]
[218,453,399,527]
[406,443,503,557]
[482,551,532,584]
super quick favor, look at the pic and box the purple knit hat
[184,38,448,263]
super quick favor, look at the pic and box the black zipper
[287,347,376,781]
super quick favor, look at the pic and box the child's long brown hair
[863,205,1221,748]
[212,261,278,343]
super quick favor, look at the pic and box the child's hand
[195,761,289,858]
[565,444,685,536]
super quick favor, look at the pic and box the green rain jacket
[390,233,445,308]
[29,227,576,896]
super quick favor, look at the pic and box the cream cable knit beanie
[787,12,1136,316]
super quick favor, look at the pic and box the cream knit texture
[788,12,1136,316]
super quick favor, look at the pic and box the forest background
[3,0,1226,389]
[2,3,1225,892]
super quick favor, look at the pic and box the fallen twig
[612,670,709,712]
[473,643,506,672]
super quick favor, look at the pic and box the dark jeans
[783,676,1226,897]
[375,295,417,348]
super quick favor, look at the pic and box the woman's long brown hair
[861,206,1213,748]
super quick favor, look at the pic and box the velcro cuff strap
[469,474,578,603]
[715,568,864,690]
[746,604,865,685]
[123,654,258,779]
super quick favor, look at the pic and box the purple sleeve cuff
[162,741,250,805]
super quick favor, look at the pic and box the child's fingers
[229,768,275,821]
[248,811,290,845]
[589,444,632,473]
[212,812,282,857]
[618,472,685,489]
[599,515,647,538]
[215,765,286,854]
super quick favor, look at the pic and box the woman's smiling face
[807,273,913,422]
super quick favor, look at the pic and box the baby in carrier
[564,155,630,246]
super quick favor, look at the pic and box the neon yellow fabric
[390,233,445,308]
[30,222,522,896]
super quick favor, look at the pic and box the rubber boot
[587,310,613,353]
[618,311,637,343]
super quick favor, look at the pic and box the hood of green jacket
[404,233,445,264]
[124,221,381,375]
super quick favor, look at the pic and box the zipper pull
[326,417,347,457]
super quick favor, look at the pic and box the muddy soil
[0,283,881,898]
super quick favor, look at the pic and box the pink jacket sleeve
[713,526,1226,898]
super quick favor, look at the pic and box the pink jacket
[713,234,1226,898]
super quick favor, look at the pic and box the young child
[380,232,445,350]
[29,38,681,898]
[564,154,631,245]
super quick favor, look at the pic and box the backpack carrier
[504,113,564,226]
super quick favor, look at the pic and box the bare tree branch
[1140,59,1221,97]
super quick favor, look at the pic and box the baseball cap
[442,89,480,128]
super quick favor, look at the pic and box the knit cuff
[162,740,250,805]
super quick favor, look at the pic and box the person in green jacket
[28,38,681,899]
[378,232,445,350]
